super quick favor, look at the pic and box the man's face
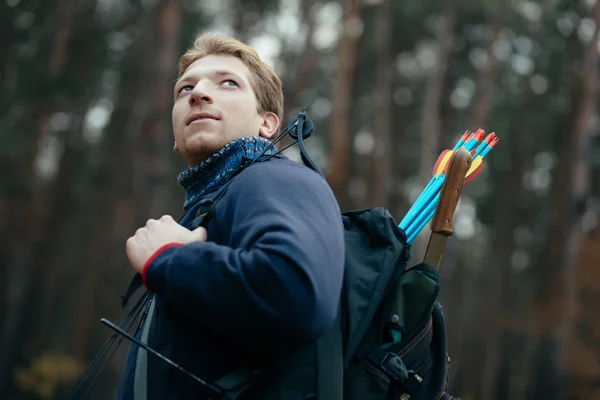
[172,55,279,166]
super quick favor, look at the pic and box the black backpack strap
[316,305,343,399]
[293,107,324,178]
[188,183,231,228]
[121,273,144,308]
[211,367,276,400]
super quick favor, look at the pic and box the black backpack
[67,109,457,400]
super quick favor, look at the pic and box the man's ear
[258,112,280,139]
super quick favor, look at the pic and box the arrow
[399,131,498,242]
[400,131,494,230]
[452,130,471,150]
[423,148,472,268]
[404,135,499,242]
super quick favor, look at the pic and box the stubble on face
[171,55,266,166]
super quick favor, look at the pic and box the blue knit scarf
[177,136,277,212]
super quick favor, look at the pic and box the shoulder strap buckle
[380,353,411,383]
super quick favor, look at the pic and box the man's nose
[189,81,213,106]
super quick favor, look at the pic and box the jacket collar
[177,136,277,212]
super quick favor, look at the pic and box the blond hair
[177,33,284,123]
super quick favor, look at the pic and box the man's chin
[182,136,224,165]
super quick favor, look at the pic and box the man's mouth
[187,113,220,125]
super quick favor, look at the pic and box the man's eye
[222,79,238,87]
[178,85,194,94]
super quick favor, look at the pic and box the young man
[118,33,345,399]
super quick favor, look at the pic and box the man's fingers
[144,216,174,229]
[125,236,137,256]
[191,226,207,242]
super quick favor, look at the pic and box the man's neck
[177,136,277,212]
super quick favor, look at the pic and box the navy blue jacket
[118,156,345,399]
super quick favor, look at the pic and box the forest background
[2,0,600,399]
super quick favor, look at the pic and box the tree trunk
[527,3,600,399]
[469,22,501,131]
[325,0,361,211]
[284,0,320,119]
[0,0,75,392]
[565,226,600,399]
[24,0,100,356]
[69,3,168,362]
[413,7,455,255]
[25,121,85,358]
[366,0,393,207]
[450,106,525,398]
[135,0,181,220]
[0,2,19,106]
[446,20,504,400]
[417,8,455,186]
[444,25,502,382]
[479,118,525,400]
[0,3,23,357]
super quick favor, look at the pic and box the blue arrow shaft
[400,174,444,230]
[404,179,443,235]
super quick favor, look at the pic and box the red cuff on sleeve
[142,243,184,289]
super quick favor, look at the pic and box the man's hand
[126,215,207,274]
